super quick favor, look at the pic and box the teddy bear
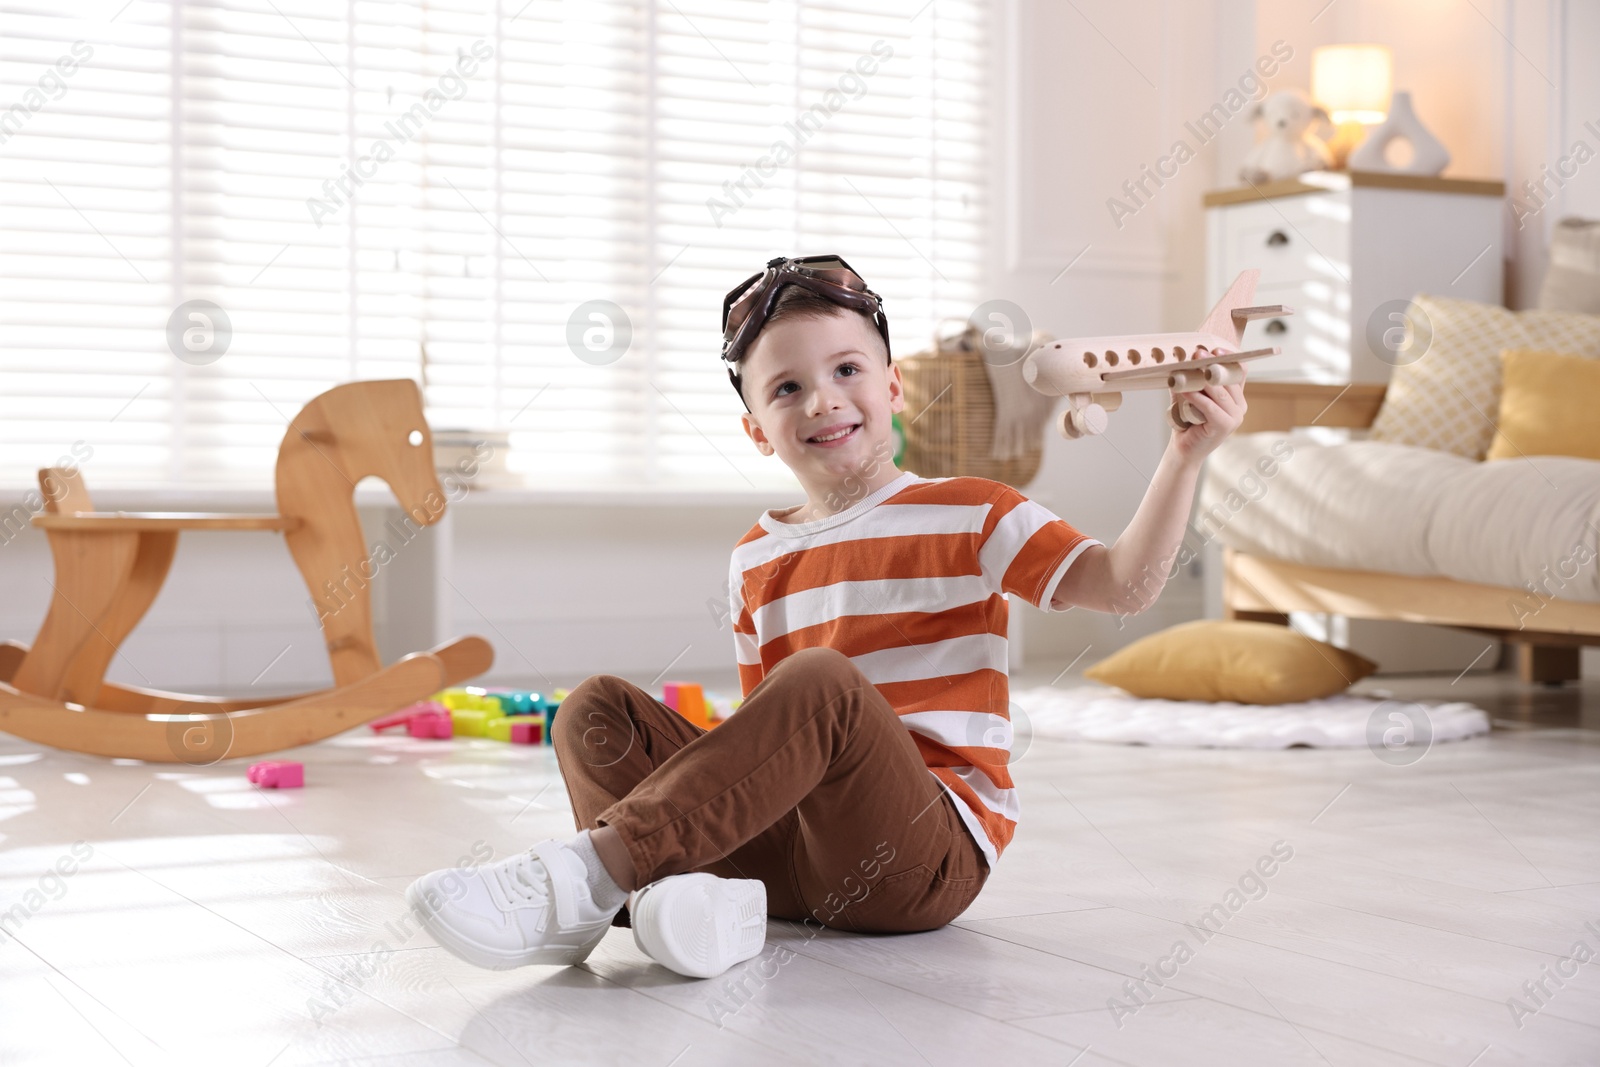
[1238,88,1334,184]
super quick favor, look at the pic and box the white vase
[1349,90,1451,176]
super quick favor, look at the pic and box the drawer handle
[1265,230,1289,247]
[1264,318,1288,335]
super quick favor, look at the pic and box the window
[0,1,989,492]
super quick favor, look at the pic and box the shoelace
[495,850,551,905]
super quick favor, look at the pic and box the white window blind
[0,0,989,492]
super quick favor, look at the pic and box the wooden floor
[1,668,1597,1066]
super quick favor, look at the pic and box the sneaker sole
[632,874,767,979]
[405,881,608,971]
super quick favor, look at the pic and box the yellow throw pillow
[1084,620,1377,705]
[1485,348,1600,461]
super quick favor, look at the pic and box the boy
[407,254,1247,980]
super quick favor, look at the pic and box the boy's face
[738,309,904,483]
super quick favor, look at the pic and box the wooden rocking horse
[0,379,494,763]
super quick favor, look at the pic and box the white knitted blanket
[1010,685,1491,750]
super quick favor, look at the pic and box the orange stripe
[757,598,1003,664]
[1003,529,1094,605]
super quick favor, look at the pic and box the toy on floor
[408,709,453,739]
[1022,269,1293,438]
[487,717,542,745]
[369,699,449,733]
[0,379,495,763]
[248,760,304,789]
[434,686,562,744]
[662,682,741,729]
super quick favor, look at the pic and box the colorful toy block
[450,706,505,738]
[438,687,502,713]
[369,699,449,734]
[707,694,741,728]
[428,687,564,743]
[486,689,541,715]
[545,690,565,742]
[247,760,303,789]
[407,710,453,739]
[663,681,715,728]
[487,717,542,745]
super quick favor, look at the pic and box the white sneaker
[630,872,767,979]
[405,839,621,970]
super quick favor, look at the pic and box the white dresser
[1204,171,1506,383]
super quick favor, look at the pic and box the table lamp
[1311,44,1393,169]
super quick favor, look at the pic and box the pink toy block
[509,720,541,745]
[248,760,304,789]
[407,710,453,739]
[369,699,449,733]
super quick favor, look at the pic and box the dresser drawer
[1215,195,1351,288]
[1240,279,1347,382]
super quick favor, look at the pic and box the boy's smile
[738,309,906,517]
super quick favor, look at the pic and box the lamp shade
[1312,44,1393,125]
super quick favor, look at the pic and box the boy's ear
[887,362,906,414]
[741,412,777,456]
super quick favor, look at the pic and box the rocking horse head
[275,379,448,687]
[275,379,444,526]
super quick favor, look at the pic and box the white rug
[1010,685,1492,750]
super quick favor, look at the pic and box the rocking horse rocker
[0,380,495,763]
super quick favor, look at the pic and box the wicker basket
[898,319,1043,487]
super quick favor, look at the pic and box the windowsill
[1,480,800,512]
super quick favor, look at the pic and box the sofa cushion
[1538,217,1600,313]
[1486,348,1600,462]
[1083,620,1376,704]
[1367,294,1600,459]
[1201,431,1600,604]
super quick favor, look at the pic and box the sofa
[1197,221,1600,685]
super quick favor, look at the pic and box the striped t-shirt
[727,469,1102,867]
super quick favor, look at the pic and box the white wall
[4,0,1593,697]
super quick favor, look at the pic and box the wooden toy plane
[1022,269,1293,438]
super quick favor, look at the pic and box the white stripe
[752,575,993,639]
[732,501,991,577]
[848,632,1008,685]
[898,709,1012,751]
[945,764,1020,822]
[734,629,760,667]
[977,496,1057,591]
[1039,537,1104,612]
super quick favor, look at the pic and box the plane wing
[1100,346,1279,383]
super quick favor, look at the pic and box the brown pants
[552,646,990,934]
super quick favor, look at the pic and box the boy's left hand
[1169,364,1248,464]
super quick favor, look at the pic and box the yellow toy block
[438,686,501,712]
[450,706,503,737]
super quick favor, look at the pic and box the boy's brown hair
[731,285,892,410]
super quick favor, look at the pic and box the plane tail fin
[1198,269,1260,346]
